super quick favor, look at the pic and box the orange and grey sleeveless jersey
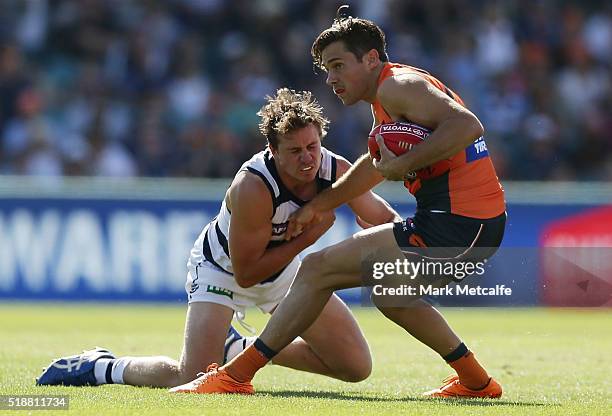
[372,62,505,219]
[194,147,342,284]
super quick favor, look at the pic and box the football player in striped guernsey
[37,88,400,389]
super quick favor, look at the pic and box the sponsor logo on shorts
[189,263,201,294]
[189,283,199,294]
[206,285,234,299]
[401,219,415,232]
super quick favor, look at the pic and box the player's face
[321,41,374,105]
[271,124,322,184]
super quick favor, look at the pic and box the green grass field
[1,304,610,415]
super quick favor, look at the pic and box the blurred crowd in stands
[0,0,610,180]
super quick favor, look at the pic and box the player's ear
[364,49,379,69]
[268,142,278,156]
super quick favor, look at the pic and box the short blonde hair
[258,88,329,148]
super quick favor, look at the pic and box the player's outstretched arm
[286,154,384,239]
[335,158,401,226]
[376,74,484,176]
[228,172,335,288]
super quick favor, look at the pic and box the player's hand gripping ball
[368,121,451,180]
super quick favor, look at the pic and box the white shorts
[185,256,300,316]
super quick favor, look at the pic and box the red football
[368,121,431,161]
[368,121,451,180]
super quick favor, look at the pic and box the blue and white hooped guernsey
[195,147,342,284]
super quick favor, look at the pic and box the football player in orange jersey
[171,6,506,398]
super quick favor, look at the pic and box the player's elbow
[466,115,484,141]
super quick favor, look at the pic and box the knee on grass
[335,357,372,383]
[326,339,372,383]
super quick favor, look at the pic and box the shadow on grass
[258,390,556,407]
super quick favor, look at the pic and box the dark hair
[258,88,329,148]
[311,6,389,70]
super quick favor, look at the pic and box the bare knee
[343,358,372,383]
[336,349,372,383]
[301,251,327,274]
[327,338,372,383]
[297,251,334,288]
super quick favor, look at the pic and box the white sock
[110,357,132,384]
[94,359,113,385]
[93,357,133,385]
[225,336,256,362]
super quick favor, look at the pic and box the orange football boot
[168,364,254,394]
[423,375,502,399]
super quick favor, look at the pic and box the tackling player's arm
[374,74,484,180]
[335,158,401,226]
[286,155,384,239]
[228,172,335,288]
